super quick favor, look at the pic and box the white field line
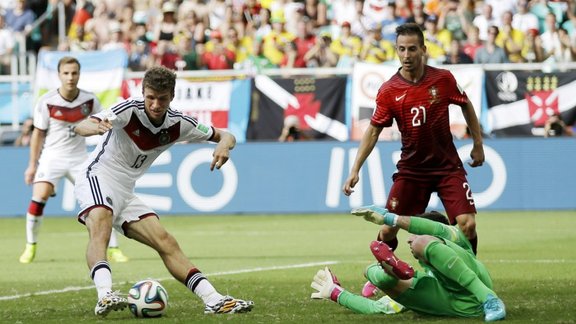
[0,261,339,301]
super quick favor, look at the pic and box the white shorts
[35,152,87,187]
[75,172,156,235]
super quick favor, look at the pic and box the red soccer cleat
[370,241,415,280]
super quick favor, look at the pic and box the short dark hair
[142,66,177,96]
[396,23,425,46]
[57,56,81,72]
[414,211,449,225]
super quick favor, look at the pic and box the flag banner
[34,49,127,109]
[247,75,348,141]
[350,62,484,140]
[122,76,251,142]
[486,70,576,136]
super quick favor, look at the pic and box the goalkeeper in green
[310,206,506,322]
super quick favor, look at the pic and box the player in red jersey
[343,23,484,256]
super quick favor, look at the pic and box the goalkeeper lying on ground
[310,206,506,322]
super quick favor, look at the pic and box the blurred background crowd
[0,0,575,75]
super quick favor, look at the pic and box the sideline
[0,261,339,301]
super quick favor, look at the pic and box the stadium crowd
[0,0,575,74]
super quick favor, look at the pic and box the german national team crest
[158,130,170,145]
[428,86,439,104]
[389,197,399,211]
[80,103,91,116]
[106,196,113,206]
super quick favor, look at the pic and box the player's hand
[468,144,485,167]
[97,119,113,135]
[342,174,359,196]
[24,165,36,185]
[310,267,342,301]
[210,147,230,171]
[351,205,388,225]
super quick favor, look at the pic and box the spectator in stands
[495,11,525,63]
[437,0,471,42]
[472,3,496,42]
[0,13,15,75]
[331,21,362,67]
[253,7,272,41]
[360,26,395,64]
[175,34,201,70]
[381,2,407,42]
[208,0,227,32]
[423,15,452,64]
[523,28,541,63]
[443,39,473,64]
[199,29,235,70]
[303,32,338,67]
[539,13,566,63]
[238,37,277,71]
[262,11,295,66]
[4,0,35,33]
[557,27,576,63]
[512,0,539,35]
[128,39,150,71]
[484,0,516,27]
[303,0,328,28]
[223,26,252,66]
[277,17,309,69]
[100,21,129,51]
[174,9,207,50]
[406,0,428,29]
[544,113,574,137]
[14,118,34,147]
[462,25,482,61]
[474,26,509,64]
[84,1,113,49]
[149,38,180,70]
[152,1,177,43]
[179,0,210,28]
[331,0,357,28]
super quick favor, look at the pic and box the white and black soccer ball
[128,279,168,318]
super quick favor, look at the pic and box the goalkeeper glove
[310,267,343,302]
[351,205,398,226]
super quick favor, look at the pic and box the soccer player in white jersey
[73,66,254,317]
[19,56,129,264]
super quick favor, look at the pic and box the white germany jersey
[34,89,103,156]
[82,98,214,188]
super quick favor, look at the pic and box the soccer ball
[128,279,169,318]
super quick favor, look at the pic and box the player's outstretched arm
[310,267,404,315]
[343,124,383,196]
[74,117,113,136]
[209,129,236,171]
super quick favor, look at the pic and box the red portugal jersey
[372,66,469,174]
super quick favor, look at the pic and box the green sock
[425,241,495,303]
[337,290,399,314]
[408,216,446,236]
[364,263,398,290]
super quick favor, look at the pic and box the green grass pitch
[1,211,575,323]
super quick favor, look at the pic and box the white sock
[91,261,113,299]
[108,229,118,248]
[186,270,223,305]
[25,213,42,244]
[195,280,224,305]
